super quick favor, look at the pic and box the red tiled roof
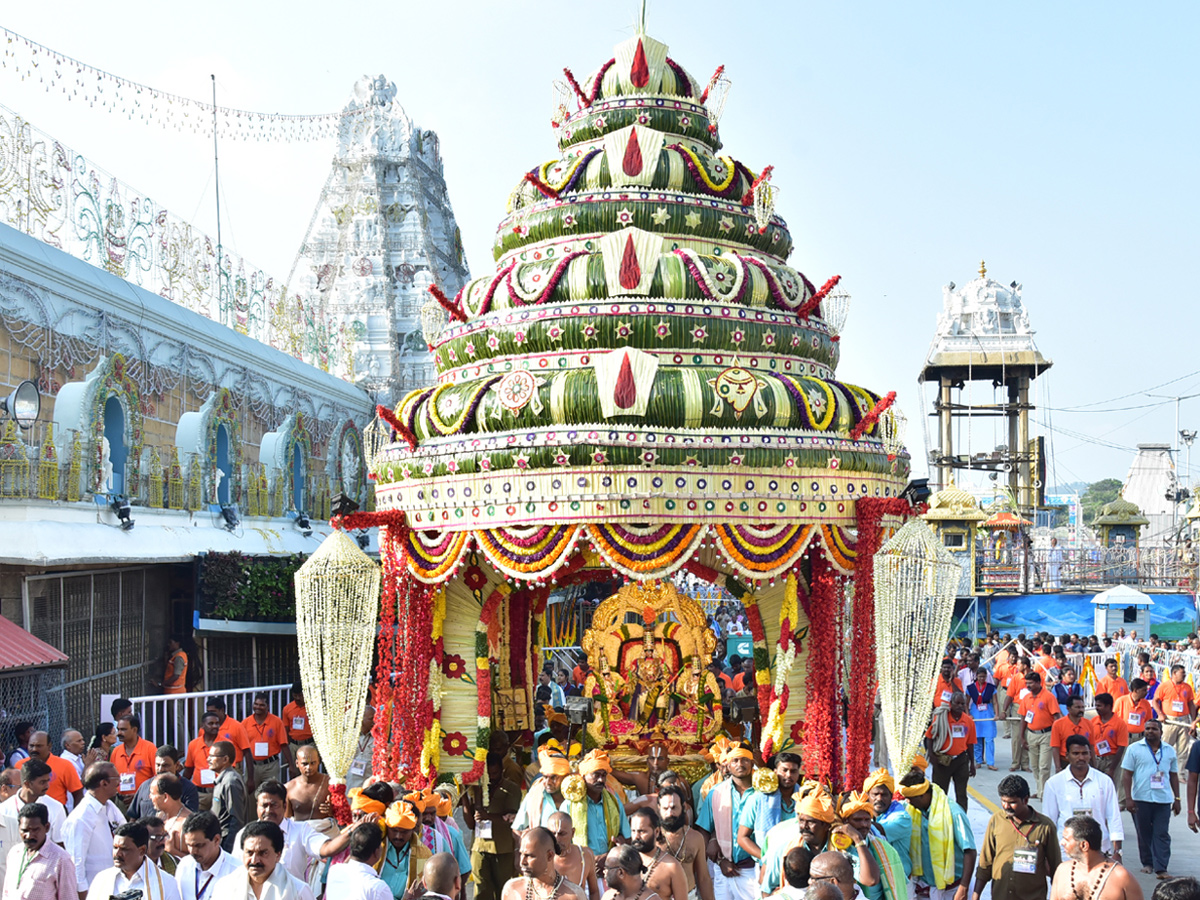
[0,616,68,672]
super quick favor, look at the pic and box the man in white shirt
[1042,735,1124,860]
[175,811,240,900]
[231,781,336,880]
[212,820,315,900]
[0,757,67,844]
[0,768,19,889]
[85,820,182,900]
[62,762,126,894]
[325,823,391,900]
[60,730,92,781]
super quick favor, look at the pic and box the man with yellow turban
[560,749,628,872]
[839,791,906,900]
[898,766,976,900]
[431,785,472,887]
[381,800,431,895]
[695,742,758,900]
[692,737,733,811]
[514,747,571,833]
[863,768,912,879]
[405,789,452,857]
[759,786,881,895]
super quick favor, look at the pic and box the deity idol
[585,649,630,737]
[670,655,720,738]
[627,626,673,726]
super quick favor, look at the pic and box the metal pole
[212,75,222,320]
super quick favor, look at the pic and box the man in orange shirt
[1004,657,1032,771]
[1096,658,1130,699]
[925,691,976,809]
[992,650,1013,738]
[202,696,254,798]
[932,658,958,708]
[203,697,251,764]
[1152,664,1197,759]
[1050,696,1092,772]
[1115,677,1153,748]
[1090,692,1129,801]
[281,681,312,779]
[1017,672,1060,799]
[14,730,83,807]
[242,691,293,788]
[718,657,747,693]
[110,714,158,813]
[183,711,224,811]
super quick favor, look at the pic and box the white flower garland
[294,531,381,782]
[873,519,961,774]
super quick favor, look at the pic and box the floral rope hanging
[294,531,381,786]
[762,571,806,757]
[371,525,402,780]
[843,497,912,787]
[874,518,961,775]
[802,549,841,786]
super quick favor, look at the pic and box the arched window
[292,442,305,512]
[216,423,231,506]
[103,396,127,494]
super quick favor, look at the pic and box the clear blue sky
[3,2,1197,491]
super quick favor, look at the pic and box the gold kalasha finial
[978,259,987,278]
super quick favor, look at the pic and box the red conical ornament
[630,39,650,88]
[623,127,644,177]
[619,234,641,290]
[614,351,637,410]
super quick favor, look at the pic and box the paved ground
[961,726,1199,898]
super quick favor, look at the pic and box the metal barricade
[129,683,291,751]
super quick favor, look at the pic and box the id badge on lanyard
[1013,847,1038,874]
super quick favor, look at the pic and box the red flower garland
[796,275,841,320]
[427,284,467,323]
[327,783,351,827]
[848,391,897,441]
[396,572,436,788]
[523,171,561,201]
[803,549,841,787]
[739,164,774,206]
[843,497,919,787]
[372,524,401,779]
[563,67,588,108]
[374,404,417,451]
[700,65,725,105]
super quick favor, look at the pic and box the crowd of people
[8,624,1200,899]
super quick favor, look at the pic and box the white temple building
[287,75,470,407]
[1122,443,1180,545]
[920,263,1051,509]
[926,265,1049,369]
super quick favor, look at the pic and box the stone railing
[977,545,1197,592]
[0,419,338,515]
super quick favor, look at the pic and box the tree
[1081,478,1123,525]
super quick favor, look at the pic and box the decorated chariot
[303,21,937,794]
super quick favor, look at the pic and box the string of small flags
[0,26,360,143]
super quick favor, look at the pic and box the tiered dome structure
[357,27,922,792]
[372,29,910,583]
